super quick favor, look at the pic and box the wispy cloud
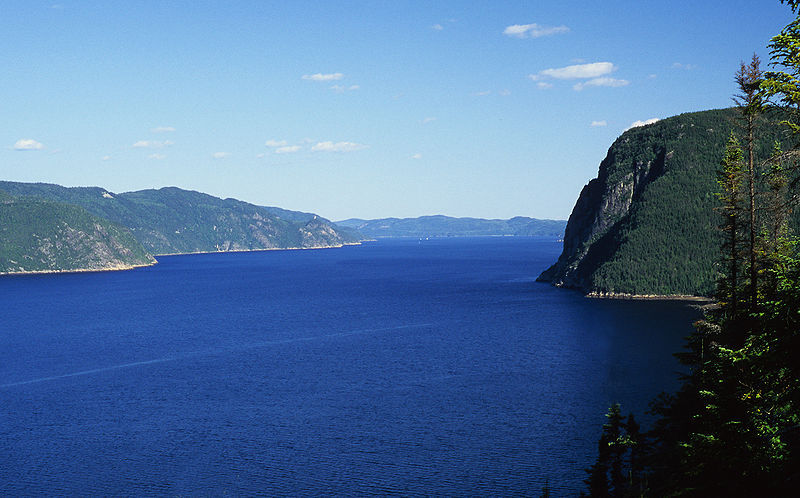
[422,117,437,124]
[151,126,175,133]
[531,62,615,80]
[432,23,444,31]
[312,141,368,152]
[591,120,608,127]
[536,82,553,90]
[473,90,491,96]
[671,62,697,70]
[101,155,112,161]
[499,89,511,96]
[503,23,569,39]
[331,84,360,93]
[275,145,301,154]
[148,153,166,160]
[265,139,288,147]
[302,72,344,81]
[133,140,173,149]
[13,138,44,151]
[212,152,230,159]
[624,118,660,131]
[574,77,629,91]
[412,153,422,160]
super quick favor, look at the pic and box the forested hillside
[0,194,155,274]
[0,182,361,255]
[538,108,799,296]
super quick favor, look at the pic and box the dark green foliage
[0,182,361,255]
[585,405,646,497]
[716,134,746,313]
[0,196,154,273]
[336,215,566,239]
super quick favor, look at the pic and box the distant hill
[0,195,155,274]
[0,182,361,256]
[537,108,800,297]
[336,215,566,238]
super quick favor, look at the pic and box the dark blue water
[0,238,699,496]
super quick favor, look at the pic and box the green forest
[583,2,800,495]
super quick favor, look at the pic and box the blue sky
[1,1,795,220]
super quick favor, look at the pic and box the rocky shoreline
[0,242,362,276]
[585,290,712,302]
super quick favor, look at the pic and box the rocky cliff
[538,108,795,297]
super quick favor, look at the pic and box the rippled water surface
[0,238,699,495]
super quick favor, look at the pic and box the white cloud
[302,72,344,81]
[591,120,608,127]
[499,89,511,96]
[312,141,368,152]
[625,118,660,131]
[331,84,360,93]
[148,153,166,160]
[13,138,44,150]
[503,23,569,39]
[573,77,629,91]
[151,126,175,133]
[536,82,553,90]
[535,62,616,80]
[671,62,697,70]
[212,152,230,159]
[133,140,173,148]
[265,139,288,147]
[101,155,112,161]
[412,153,422,160]
[432,23,444,31]
[275,145,301,154]
[422,117,437,124]
[473,90,491,96]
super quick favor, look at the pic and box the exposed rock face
[538,147,667,290]
[537,108,795,297]
[300,215,352,247]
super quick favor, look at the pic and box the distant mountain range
[336,215,566,239]
[0,181,361,274]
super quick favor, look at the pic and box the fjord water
[0,238,698,495]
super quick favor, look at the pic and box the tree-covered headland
[586,2,800,495]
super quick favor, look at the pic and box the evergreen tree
[716,133,746,317]
[734,54,764,309]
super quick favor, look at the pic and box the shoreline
[0,260,158,277]
[585,290,713,302]
[153,241,362,257]
[0,242,363,276]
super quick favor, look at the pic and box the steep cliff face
[538,108,793,296]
